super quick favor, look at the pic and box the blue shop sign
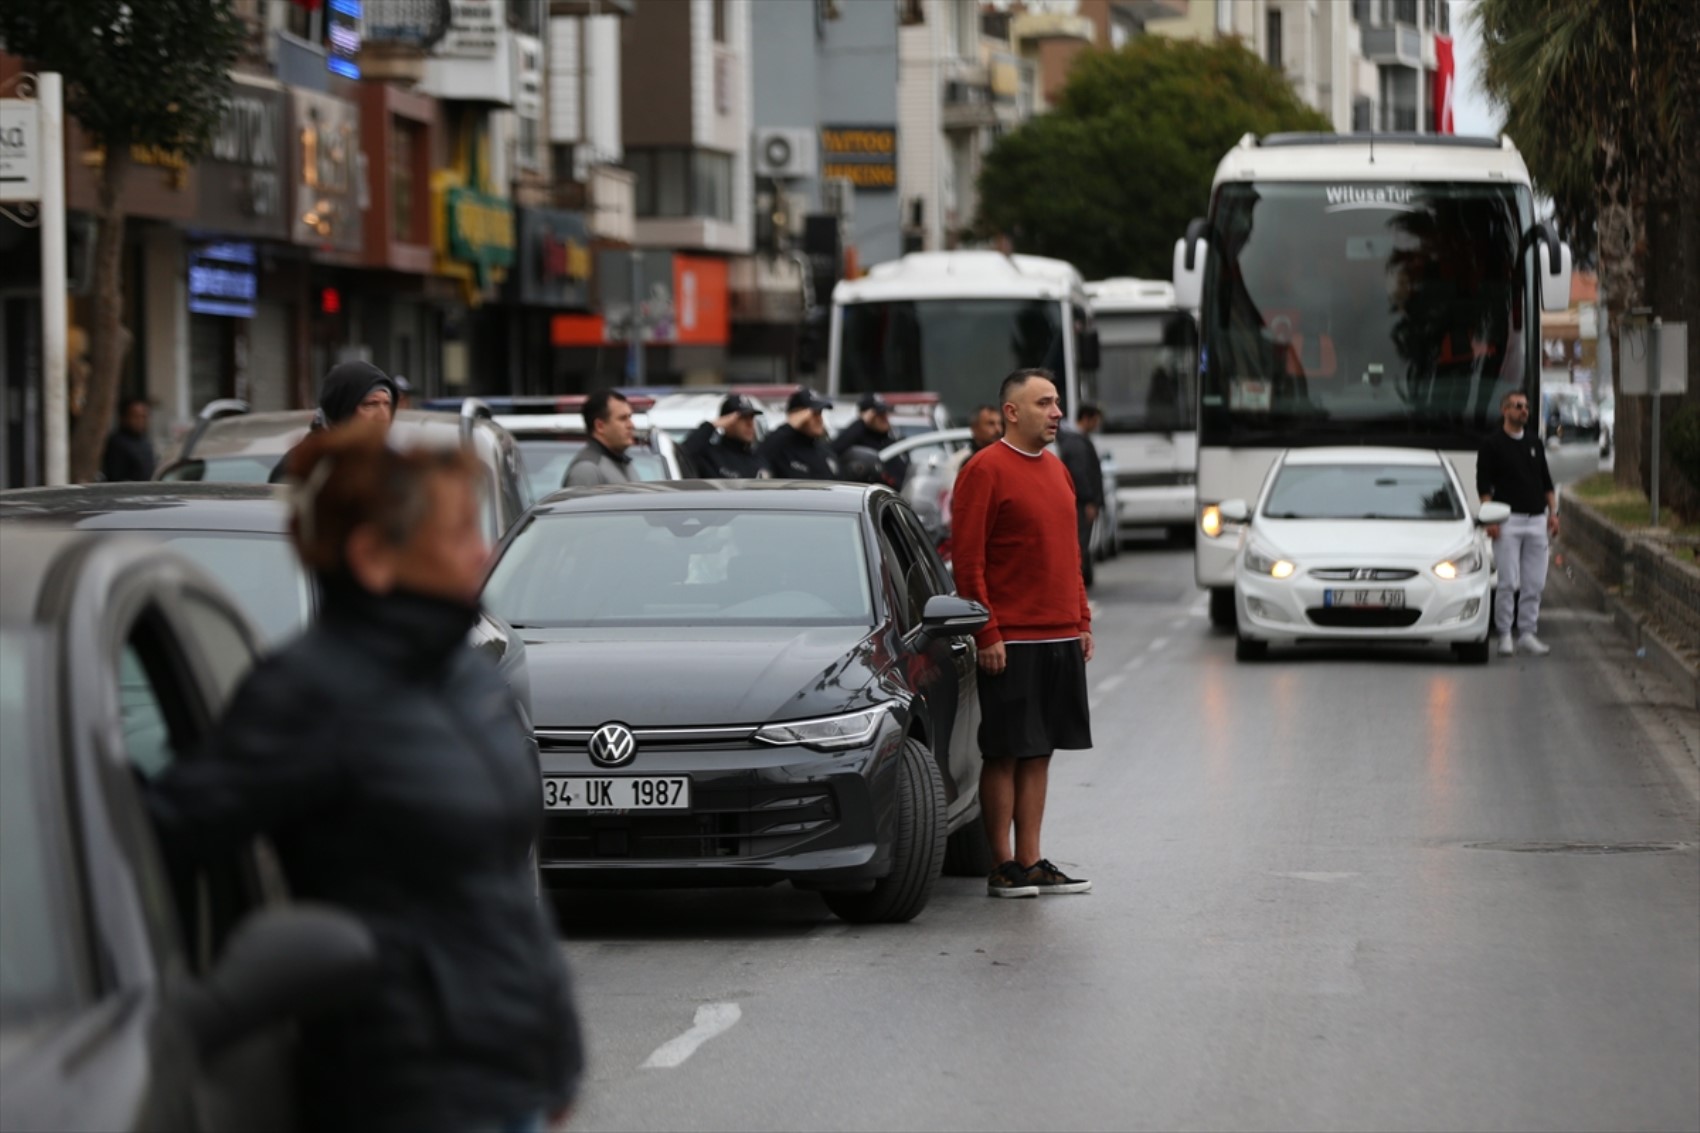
[188,241,258,318]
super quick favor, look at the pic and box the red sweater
[951,440,1091,649]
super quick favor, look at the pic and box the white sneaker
[1517,635,1551,656]
[1498,633,1515,656]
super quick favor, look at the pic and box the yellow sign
[824,162,897,189]
[819,125,897,193]
[821,127,896,156]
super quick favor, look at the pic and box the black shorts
[977,640,1093,760]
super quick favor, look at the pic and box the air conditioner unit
[753,128,816,179]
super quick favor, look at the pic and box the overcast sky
[1448,0,1501,136]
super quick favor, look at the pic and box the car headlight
[1433,548,1485,580]
[754,705,891,751]
[1244,539,1296,580]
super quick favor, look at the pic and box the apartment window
[899,0,924,26]
[510,0,543,35]
[1352,96,1373,132]
[1438,1,1450,32]
[713,0,727,43]
[1216,0,1233,36]
[1423,0,1436,29]
[1393,0,1417,25]
[629,148,734,222]
[1351,0,1370,23]
[1266,10,1282,70]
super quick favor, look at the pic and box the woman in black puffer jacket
[150,423,582,1132]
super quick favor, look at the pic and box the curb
[1559,549,1700,713]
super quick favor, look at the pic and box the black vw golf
[483,481,993,923]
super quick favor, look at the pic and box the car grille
[540,785,840,861]
[1308,568,1419,582]
[1116,470,1195,488]
[535,725,757,752]
[1306,607,1423,628]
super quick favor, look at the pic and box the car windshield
[1084,311,1197,433]
[152,533,311,644]
[1201,181,1536,448]
[838,298,1066,416]
[1263,462,1463,520]
[486,509,874,627]
[0,630,85,1026]
[515,440,671,498]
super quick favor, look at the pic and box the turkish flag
[1433,35,1456,134]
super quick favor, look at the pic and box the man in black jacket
[101,396,156,481]
[831,393,896,454]
[758,387,839,480]
[1057,403,1107,584]
[1477,388,1558,656]
[680,393,767,478]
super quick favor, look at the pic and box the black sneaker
[1026,858,1092,895]
[987,860,1039,898]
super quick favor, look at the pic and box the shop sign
[437,0,502,58]
[328,0,364,80]
[198,81,288,240]
[592,251,728,346]
[188,241,258,318]
[445,185,513,285]
[820,125,897,191]
[365,0,454,47]
[513,207,591,307]
[0,98,41,204]
[291,90,363,254]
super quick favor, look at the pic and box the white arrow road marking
[1269,871,1361,883]
[642,1002,742,1069]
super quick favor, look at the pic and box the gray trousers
[1493,513,1549,637]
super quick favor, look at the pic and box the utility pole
[627,248,645,385]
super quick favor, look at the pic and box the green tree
[1475,0,1700,517]
[0,0,245,483]
[977,37,1332,282]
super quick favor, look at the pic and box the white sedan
[1225,447,1511,663]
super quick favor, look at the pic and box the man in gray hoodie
[563,388,638,487]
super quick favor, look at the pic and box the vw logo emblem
[588,723,637,768]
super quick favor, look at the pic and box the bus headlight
[1200,505,1223,539]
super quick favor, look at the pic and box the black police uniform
[759,423,839,480]
[681,422,767,479]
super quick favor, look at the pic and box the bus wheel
[1208,587,1237,630]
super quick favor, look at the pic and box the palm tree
[1473,0,1698,510]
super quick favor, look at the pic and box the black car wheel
[1234,634,1268,662]
[1209,587,1237,630]
[821,738,946,924]
[1452,635,1491,664]
[942,805,998,877]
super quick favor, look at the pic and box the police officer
[758,388,839,480]
[832,393,896,454]
[681,393,767,478]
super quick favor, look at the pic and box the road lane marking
[1269,871,1361,883]
[1097,673,1126,693]
[1122,655,1145,672]
[1147,637,1170,652]
[642,1002,742,1069]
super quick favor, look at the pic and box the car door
[892,500,980,811]
[875,498,973,818]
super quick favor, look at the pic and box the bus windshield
[1084,311,1197,433]
[837,298,1066,415]
[1200,181,1535,449]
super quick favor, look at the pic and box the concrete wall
[750,0,902,267]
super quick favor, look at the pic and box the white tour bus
[1082,278,1199,542]
[1172,133,1574,628]
[828,251,1098,422]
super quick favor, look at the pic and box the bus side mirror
[1532,226,1573,312]
[1079,330,1101,371]
[1173,217,1208,310]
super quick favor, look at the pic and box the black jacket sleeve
[1475,435,1496,498]
[143,658,347,864]
[680,421,720,476]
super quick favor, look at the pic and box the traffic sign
[0,97,41,203]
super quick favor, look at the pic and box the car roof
[183,409,504,459]
[497,413,653,436]
[530,480,882,515]
[0,482,289,532]
[1279,447,1444,467]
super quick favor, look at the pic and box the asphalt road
[555,537,1700,1133]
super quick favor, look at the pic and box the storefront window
[391,118,418,240]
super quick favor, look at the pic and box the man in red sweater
[951,368,1094,898]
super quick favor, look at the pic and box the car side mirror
[920,594,990,639]
[1538,239,1573,313]
[177,905,376,1058]
[1477,501,1512,525]
[1217,498,1250,523]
